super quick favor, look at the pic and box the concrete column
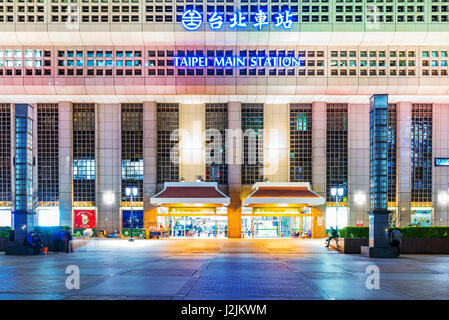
[311,101,327,226]
[348,103,370,227]
[58,102,72,228]
[432,103,449,226]
[96,103,121,234]
[143,101,158,228]
[227,101,242,238]
[179,104,205,182]
[397,101,412,226]
[263,104,289,182]
[312,102,326,197]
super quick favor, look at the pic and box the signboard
[169,207,215,215]
[74,209,96,229]
[174,55,304,68]
[181,9,295,31]
[122,210,144,229]
[254,208,300,214]
[435,158,449,166]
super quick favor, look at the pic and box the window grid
[205,103,228,185]
[0,103,11,202]
[37,103,59,202]
[121,103,144,202]
[72,103,96,204]
[289,103,312,182]
[157,103,179,184]
[411,103,432,203]
[241,103,264,185]
[326,103,348,201]
[2,47,449,78]
[387,103,397,204]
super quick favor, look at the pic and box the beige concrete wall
[311,102,326,197]
[263,104,289,182]
[143,101,158,228]
[96,103,121,233]
[179,104,205,182]
[432,104,449,226]
[348,103,370,227]
[397,101,412,226]
[58,101,73,227]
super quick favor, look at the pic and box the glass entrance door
[168,216,228,238]
[253,216,300,238]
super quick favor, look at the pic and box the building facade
[0,0,449,238]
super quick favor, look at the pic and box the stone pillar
[312,102,326,196]
[312,102,327,226]
[348,103,370,227]
[143,101,158,228]
[397,101,412,226]
[263,104,289,182]
[179,104,205,182]
[96,103,121,234]
[432,104,449,226]
[227,101,242,238]
[58,102,72,228]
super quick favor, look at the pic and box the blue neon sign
[174,55,304,68]
[435,158,449,166]
[181,10,295,31]
[181,10,203,31]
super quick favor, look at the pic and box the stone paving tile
[334,263,438,273]
[385,280,449,299]
[76,275,192,297]
[0,275,104,293]
[206,262,290,272]
[186,278,322,298]
[123,269,198,277]
[301,272,357,279]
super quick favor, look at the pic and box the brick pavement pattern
[0,239,448,300]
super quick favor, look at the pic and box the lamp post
[125,187,138,242]
[330,187,344,230]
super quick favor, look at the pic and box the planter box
[344,238,449,254]
[0,237,11,252]
[343,238,369,254]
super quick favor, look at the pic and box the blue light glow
[208,11,224,30]
[181,10,203,31]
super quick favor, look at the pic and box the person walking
[325,226,340,248]
[390,229,402,255]
[65,230,73,253]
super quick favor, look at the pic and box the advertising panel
[74,209,96,229]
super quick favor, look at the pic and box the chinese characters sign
[74,209,96,229]
[181,9,294,31]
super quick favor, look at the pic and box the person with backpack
[390,229,402,255]
[325,226,340,248]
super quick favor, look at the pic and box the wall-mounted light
[103,191,115,205]
[354,193,366,206]
[438,192,449,205]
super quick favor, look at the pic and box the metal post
[129,194,134,242]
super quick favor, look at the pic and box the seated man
[325,226,340,248]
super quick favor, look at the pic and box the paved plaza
[0,239,449,300]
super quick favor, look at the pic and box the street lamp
[330,186,344,230]
[125,187,138,242]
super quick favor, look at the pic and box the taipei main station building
[0,0,448,239]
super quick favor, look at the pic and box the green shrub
[340,226,449,239]
[339,227,369,238]
[0,227,13,238]
[390,227,449,239]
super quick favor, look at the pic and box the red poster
[74,209,96,229]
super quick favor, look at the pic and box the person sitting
[23,231,35,249]
[325,226,340,248]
